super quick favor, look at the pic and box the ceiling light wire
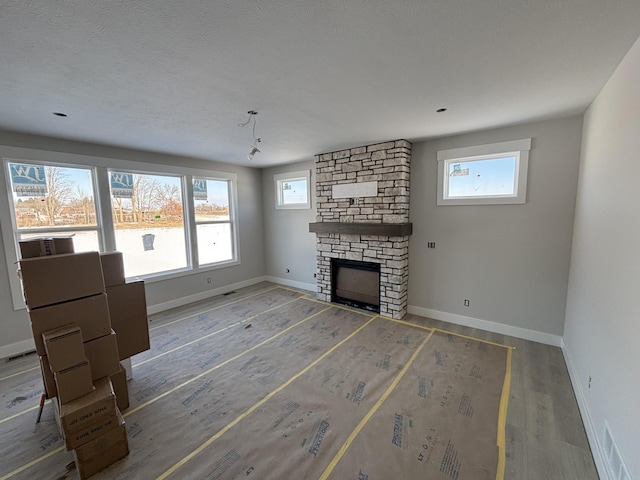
[238,110,261,160]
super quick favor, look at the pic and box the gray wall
[408,116,583,340]
[0,131,265,356]
[564,36,640,478]
[261,160,317,289]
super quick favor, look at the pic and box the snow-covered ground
[38,226,233,278]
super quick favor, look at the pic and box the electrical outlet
[464,299,470,307]
[427,242,436,248]
[588,376,591,388]
[313,273,317,278]
[207,277,212,284]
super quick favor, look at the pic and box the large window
[437,139,531,205]
[193,178,234,265]
[109,171,188,278]
[6,161,101,251]
[1,155,239,309]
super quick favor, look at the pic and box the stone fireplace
[309,140,411,319]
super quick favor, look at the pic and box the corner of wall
[560,338,612,480]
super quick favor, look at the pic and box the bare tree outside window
[110,171,188,277]
[10,165,95,229]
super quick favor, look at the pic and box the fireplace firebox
[331,259,380,313]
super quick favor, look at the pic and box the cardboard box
[84,331,120,381]
[42,325,86,372]
[39,355,57,398]
[100,252,125,287]
[29,294,112,355]
[54,361,95,404]
[107,281,150,360]
[73,411,129,480]
[62,406,120,450]
[59,377,116,432]
[110,363,129,411]
[20,252,105,308]
[19,236,74,259]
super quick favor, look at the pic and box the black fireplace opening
[331,259,380,313]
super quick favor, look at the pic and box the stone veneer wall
[314,140,411,319]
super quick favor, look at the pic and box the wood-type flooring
[0,282,598,480]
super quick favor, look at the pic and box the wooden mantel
[308,222,412,236]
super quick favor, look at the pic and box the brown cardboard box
[19,236,74,259]
[42,325,86,372]
[73,411,128,480]
[99,252,125,287]
[62,406,120,450]
[20,252,105,308]
[84,331,120,381]
[29,294,111,355]
[106,281,150,360]
[110,363,129,411]
[54,361,94,404]
[39,355,57,398]
[59,377,115,432]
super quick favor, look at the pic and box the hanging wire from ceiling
[238,110,261,160]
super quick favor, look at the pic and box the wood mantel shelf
[308,222,412,236]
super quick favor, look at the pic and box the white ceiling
[1,1,639,168]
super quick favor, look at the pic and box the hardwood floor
[401,313,598,480]
[0,282,598,479]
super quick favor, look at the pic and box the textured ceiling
[1,1,639,167]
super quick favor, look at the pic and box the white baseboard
[0,338,35,360]
[265,276,316,293]
[407,305,562,346]
[146,276,269,315]
[561,339,611,480]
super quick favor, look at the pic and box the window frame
[436,138,531,206]
[274,170,311,209]
[0,150,239,310]
[191,176,238,267]
[107,168,192,278]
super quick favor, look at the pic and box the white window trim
[191,175,238,267]
[0,147,239,310]
[436,138,531,206]
[274,170,311,209]
[107,168,194,275]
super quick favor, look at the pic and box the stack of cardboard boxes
[18,237,150,479]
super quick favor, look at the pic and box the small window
[274,170,311,209]
[437,138,531,205]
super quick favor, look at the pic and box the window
[437,138,531,205]
[6,161,101,252]
[274,170,311,209]
[109,171,188,277]
[193,177,234,265]
[1,154,240,309]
